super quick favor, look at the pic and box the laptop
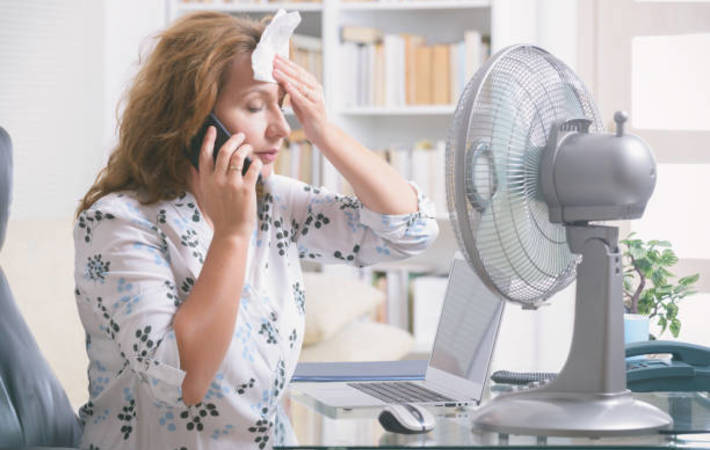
[293,257,505,408]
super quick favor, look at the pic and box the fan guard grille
[446,45,603,306]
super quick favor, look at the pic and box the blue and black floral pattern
[73,176,438,449]
[86,254,111,282]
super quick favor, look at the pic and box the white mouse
[378,403,436,434]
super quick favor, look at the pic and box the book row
[340,27,490,107]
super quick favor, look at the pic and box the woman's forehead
[226,54,281,97]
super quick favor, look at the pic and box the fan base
[472,389,672,437]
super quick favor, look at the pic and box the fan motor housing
[541,120,657,224]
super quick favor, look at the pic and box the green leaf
[673,284,689,295]
[629,246,646,260]
[666,302,679,318]
[669,319,681,338]
[660,249,678,266]
[638,302,651,315]
[656,285,673,297]
[637,259,653,276]
[660,268,675,279]
[658,316,668,333]
[648,240,671,248]
[679,273,700,286]
[651,271,666,287]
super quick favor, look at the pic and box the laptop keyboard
[347,381,454,404]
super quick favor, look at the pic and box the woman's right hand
[190,126,263,241]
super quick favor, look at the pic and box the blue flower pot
[624,313,650,344]
[624,314,650,362]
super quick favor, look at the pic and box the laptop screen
[428,258,504,383]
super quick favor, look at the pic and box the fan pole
[552,225,627,394]
[472,224,672,437]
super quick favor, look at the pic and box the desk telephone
[491,340,710,392]
[625,340,710,392]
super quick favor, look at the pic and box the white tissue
[251,9,301,83]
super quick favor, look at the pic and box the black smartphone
[186,112,255,177]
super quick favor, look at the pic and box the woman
[74,11,438,449]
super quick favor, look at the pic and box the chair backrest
[0,126,82,448]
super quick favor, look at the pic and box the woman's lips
[255,150,278,163]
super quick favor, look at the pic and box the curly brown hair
[76,12,268,217]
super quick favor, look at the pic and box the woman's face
[213,53,291,179]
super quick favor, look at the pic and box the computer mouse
[377,403,435,434]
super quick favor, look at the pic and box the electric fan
[445,44,672,436]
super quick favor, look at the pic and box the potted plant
[620,233,700,342]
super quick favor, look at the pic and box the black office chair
[0,126,82,448]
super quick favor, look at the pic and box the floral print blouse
[73,174,438,449]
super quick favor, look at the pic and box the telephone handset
[625,340,710,392]
[186,112,260,182]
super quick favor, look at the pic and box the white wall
[492,0,578,69]
[0,0,167,220]
[0,0,168,410]
[103,0,168,156]
[0,0,105,220]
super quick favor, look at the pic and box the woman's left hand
[273,54,330,146]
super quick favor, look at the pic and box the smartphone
[186,112,256,178]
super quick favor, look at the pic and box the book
[450,41,463,103]
[373,42,386,107]
[430,140,448,216]
[357,44,366,106]
[341,25,383,44]
[384,34,405,107]
[388,145,411,179]
[414,45,432,104]
[464,30,482,81]
[292,33,322,52]
[367,43,376,106]
[291,33,323,84]
[341,41,358,107]
[402,33,424,105]
[431,44,451,104]
[299,142,313,183]
[411,140,432,201]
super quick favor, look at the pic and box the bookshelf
[172,2,324,13]
[338,0,490,11]
[168,0,531,340]
[340,105,456,115]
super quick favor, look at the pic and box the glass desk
[279,385,710,449]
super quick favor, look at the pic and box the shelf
[176,2,323,13]
[339,0,489,11]
[176,0,487,13]
[339,105,456,115]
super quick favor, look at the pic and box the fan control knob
[614,111,629,137]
